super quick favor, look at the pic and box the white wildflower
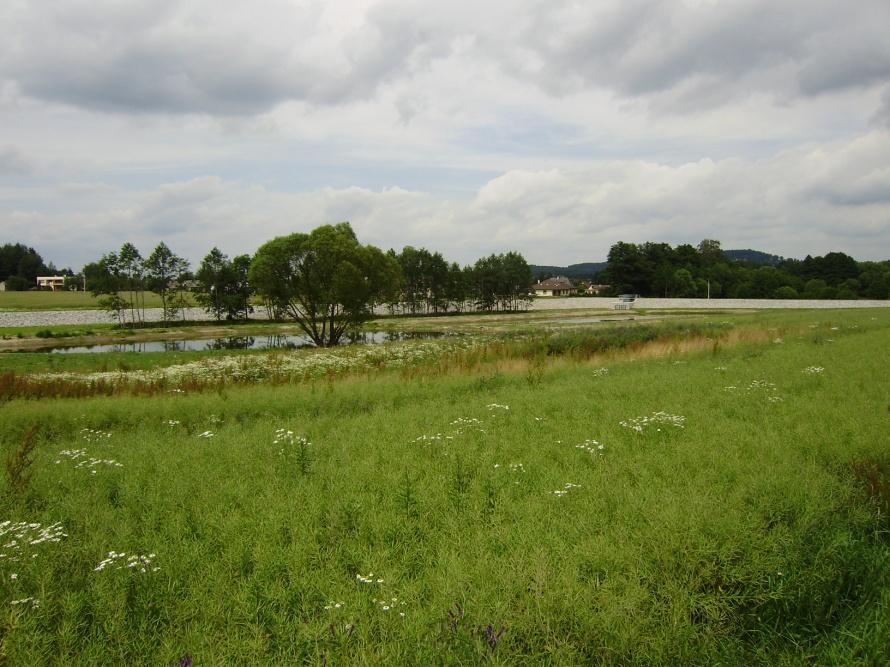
[94,551,158,573]
[620,412,686,433]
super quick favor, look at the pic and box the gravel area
[0,307,234,328]
[1,298,888,328]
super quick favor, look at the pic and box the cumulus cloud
[0,0,452,115]
[3,0,889,117]
[2,1,889,270]
[3,132,889,270]
[499,0,890,110]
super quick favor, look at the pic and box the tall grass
[0,311,887,663]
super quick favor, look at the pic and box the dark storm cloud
[2,0,888,119]
[0,1,444,115]
[510,0,890,103]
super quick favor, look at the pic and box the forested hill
[724,249,784,265]
[530,262,607,279]
[533,249,782,279]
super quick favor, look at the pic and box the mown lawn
[0,310,888,664]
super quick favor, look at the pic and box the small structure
[585,283,610,295]
[36,276,66,291]
[532,276,578,297]
[613,294,637,310]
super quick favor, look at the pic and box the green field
[0,310,888,664]
[0,291,105,311]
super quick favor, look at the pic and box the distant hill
[532,249,783,279]
[530,262,607,280]
[723,249,784,265]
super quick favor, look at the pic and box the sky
[1,0,889,270]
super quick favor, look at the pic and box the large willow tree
[249,223,400,347]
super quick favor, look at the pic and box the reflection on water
[35,331,447,354]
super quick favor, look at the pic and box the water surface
[31,331,445,354]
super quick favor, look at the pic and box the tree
[249,223,400,346]
[469,252,532,311]
[445,262,469,311]
[0,243,49,289]
[670,268,696,297]
[118,243,146,324]
[603,242,649,294]
[697,239,724,265]
[194,248,253,321]
[145,242,190,323]
[859,263,890,299]
[500,251,533,310]
[84,252,129,323]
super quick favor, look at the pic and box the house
[36,276,66,291]
[585,283,610,295]
[532,276,578,297]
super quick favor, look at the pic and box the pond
[27,331,448,354]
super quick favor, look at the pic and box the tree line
[74,223,532,345]
[602,239,890,299]
[0,243,74,290]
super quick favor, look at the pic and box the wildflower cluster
[0,521,67,562]
[372,596,407,616]
[275,430,312,474]
[620,412,686,433]
[323,601,345,611]
[274,428,295,445]
[487,403,510,411]
[591,367,610,377]
[34,337,487,387]
[416,414,487,444]
[94,551,159,573]
[551,483,581,497]
[724,379,782,402]
[493,462,525,473]
[164,419,180,427]
[450,417,483,433]
[575,439,605,456]
[10,597,39,608]
[748,379,776,391]
[414,433,450,442]
[80,428,112,442]
[74,457,123,473]
[356,572,384,584]
[802,366,825,375]
[55,449,87,463]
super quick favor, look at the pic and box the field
[0,291,190,312]
[0,309,888,664]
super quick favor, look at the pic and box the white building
[36,276,66,291]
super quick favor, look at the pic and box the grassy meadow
[0,309,888,664]
[0,291,174,311]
